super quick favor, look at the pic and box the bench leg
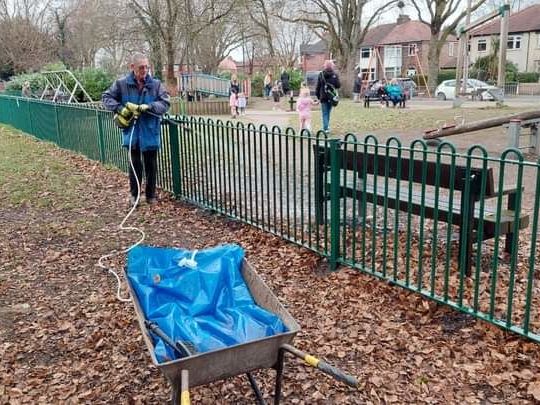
[459,198,476,277]
[314,151,326,226]
[504,193,517,254]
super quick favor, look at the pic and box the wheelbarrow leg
[273,347,285,405]
[246,372,266,405]
[171,370,190,405]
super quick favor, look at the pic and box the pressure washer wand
[144,320,192,359]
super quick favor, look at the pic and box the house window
[361,48,371,59]
[535,60,540,73]
[448,42,455,57]
[507,35,522,50]
[537,34,540,48]
[361,68,376,81]
[478,39,487,52]
[408,44,417,56]
[385,67,400,79]
[384,46,402,68]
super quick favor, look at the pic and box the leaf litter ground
[1,126,540,404]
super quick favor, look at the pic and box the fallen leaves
[2,127,540,404]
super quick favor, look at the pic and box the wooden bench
[314,145,529,275]
[364,93,405,108]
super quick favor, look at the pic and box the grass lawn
[287,99,527,135]
[0,126,84,208]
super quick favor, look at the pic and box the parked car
[395,77,417,99]
[435,79,503,101]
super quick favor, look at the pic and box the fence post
[168,120,182,197]
[96,111,106,163]
[328,139,341,271]
[54,103,61,145]
[507,119,521,149]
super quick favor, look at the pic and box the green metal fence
[1,95,539,343]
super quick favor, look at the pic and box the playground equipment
[177,73,251,98]
[39,70,94,103]
[358,45,430,98]
[423,109,540,140]
[505,118,540,153]
[453,2,511,103]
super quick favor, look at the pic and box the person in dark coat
[102,52,170,205]
[280,70,290,96]
[315,60,341,134]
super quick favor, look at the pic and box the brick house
[469,4,540,73]
[357,14,457,81]
[299,14,457,80]
[299,40,329,73]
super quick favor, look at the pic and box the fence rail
[1,94,540,343]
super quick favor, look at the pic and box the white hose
[97,117,145,302]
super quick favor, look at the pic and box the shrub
[288,69,303,91]
[516,72,540,83]
[5,67,114,101]
[73,68,114,101]
[437,70,456,83]
[250,72,264,97]
[5,73,46,95]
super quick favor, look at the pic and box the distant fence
[1,94,540,344]
[177,73,251,98]
[504,82,540,97]
[169,97,229,116]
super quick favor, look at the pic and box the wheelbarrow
[126,248,358,404]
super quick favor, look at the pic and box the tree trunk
[165,37,177,96]
[150,39,163,81]
[339,56,357,98]
[427,36,442,97]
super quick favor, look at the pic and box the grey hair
[131,52,148,65]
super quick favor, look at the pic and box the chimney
[397,14,411,24]
[396,0,410,24]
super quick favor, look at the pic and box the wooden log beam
[423,110,540,139]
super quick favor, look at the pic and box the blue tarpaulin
[127,244,287,363]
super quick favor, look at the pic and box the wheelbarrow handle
[280,344,358,388]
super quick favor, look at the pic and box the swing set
[359,44,431,98]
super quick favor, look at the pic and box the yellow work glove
[126,102,150,113]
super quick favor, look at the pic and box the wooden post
[461,0,473,95]
[453,33,465,107]
[497,2,510,88]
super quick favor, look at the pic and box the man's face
[131,58,150,82]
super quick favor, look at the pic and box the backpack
[320,72,339,106]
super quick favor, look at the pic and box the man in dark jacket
[102,52,170,205]
[280,69,290,96]
[315,60,341,134]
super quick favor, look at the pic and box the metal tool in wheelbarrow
[126,244,359,404]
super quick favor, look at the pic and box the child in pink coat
[296,86,318,132]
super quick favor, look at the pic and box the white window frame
[384,66,400,79]
[477,39,487,52]
[537,34,540,49]
[408,43,417,56]
[361,47,371,59]
[361,67,376,81]
[448,42,455,57]
[507,35,522,50]
[384,45,402,68]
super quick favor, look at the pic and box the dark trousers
[129,149,158,199]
